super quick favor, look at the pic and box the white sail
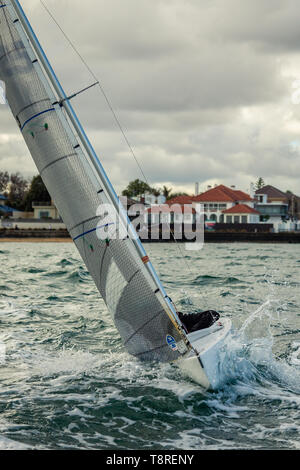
[0,0,191,362]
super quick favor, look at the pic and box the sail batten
[0,0,191,362]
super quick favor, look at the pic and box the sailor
[178,310,220,333]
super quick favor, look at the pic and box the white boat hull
[177,318,232,390]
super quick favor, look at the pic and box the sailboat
[0,0,231,389]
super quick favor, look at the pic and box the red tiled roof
[193,188,232,202]
[166,195,194,205]
[231,190,253,201]
[222,204,260,214]
[194,185,252,203]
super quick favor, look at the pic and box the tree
[255,177,265,191]
[161,185,173,200]
[151,187,161,197]
[168,191,188,199]
[7,172,29,210]
[122,179,154,198]
[23,175,51,211]
[0,171,9,193]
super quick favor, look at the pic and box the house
[32,200,60,219]
[145,184,257,225]
[1,195,66,229]
[190,184,254,223]
[222,204,260,224]
[255,185,288,203]
[164,184,258,225]
[254,185,298,232]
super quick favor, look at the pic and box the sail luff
[8,0,187,337]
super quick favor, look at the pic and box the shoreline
[1,230,300,243]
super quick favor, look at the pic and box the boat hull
[177,318,232,390]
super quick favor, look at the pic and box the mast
[8,0,186,335]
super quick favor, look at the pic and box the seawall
[1,229,300,243]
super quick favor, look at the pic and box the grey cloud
[0,0,299,195]
[208,0,300,54]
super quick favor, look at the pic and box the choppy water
[0,242,299,450]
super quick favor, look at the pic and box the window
[39,211,50,219]
[241,215,247,223]
[226,216,232,223]
[258,205,288,216]
[234,216,240,224]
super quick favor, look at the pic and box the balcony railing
[204,208,225,212]
[32,201,52,207]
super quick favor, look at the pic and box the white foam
[29,348,106,377]
[0,436,32,450]
[290,341,300,366]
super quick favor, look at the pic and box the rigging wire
[39,0,194,277]
[40,0,148,184]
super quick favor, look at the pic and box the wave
[56,258,77,267]
[193,275,243,286]
[0,436,33,450]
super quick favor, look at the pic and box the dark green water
[0,242,299,450]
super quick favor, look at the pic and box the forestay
[0,0,190,361]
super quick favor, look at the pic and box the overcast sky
[1,0,300,195]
